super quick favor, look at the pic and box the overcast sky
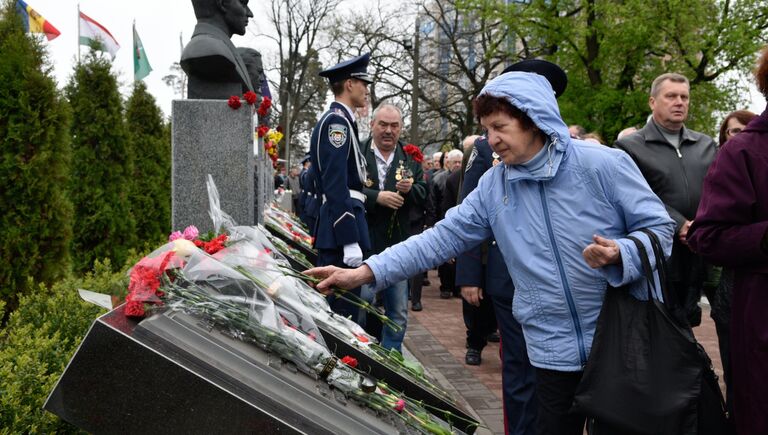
[24,0,766,121]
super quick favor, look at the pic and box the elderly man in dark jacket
[614,72,717,326]
[359,103,427,351]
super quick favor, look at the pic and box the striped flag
[133,23,152,81]
[15,0,60,41]
[79,11,119,59]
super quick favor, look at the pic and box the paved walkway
[403,270,724,435]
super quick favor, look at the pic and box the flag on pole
[133,22,152,81]
[15,0,60,41]
[79,11,119,59]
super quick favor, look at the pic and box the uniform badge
[492,152,501,166]
[328,123,347,148]
[465,147,478,173]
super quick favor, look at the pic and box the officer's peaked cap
[502,59,567,98]
[319,53,373,84]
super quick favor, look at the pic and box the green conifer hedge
[66,52,137,272]
[126,81,171,244]
[0,2,74,312]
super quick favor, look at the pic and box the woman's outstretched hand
[304,264,375,293]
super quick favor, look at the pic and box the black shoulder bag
[572,231,704,434]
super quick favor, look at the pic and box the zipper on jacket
[675,146,693,214]
[538,184,588,366]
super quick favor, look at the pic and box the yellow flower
[267,130,284,144]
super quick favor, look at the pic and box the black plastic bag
[572,234,702,434]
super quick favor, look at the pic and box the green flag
[133,22,152,81]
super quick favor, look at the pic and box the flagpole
[77,3,80,63]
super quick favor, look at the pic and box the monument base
[172,99,255,233]
[44,306,415,434]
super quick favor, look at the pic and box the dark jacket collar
[363,138,406,188]
[641,119,699,146]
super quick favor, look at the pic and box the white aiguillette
[77,289,115,310]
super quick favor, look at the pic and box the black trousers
[463,294,497,350]
[534,368,586,435]
[534,368,646,435]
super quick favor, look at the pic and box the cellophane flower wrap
[220,225,374,347]
[264,204,315,251]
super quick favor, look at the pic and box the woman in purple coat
[688,46,768,435]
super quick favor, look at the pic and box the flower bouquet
[264,204,317,263]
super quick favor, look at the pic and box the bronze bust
[181,0,255,99]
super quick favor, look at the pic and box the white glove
[342,243,364,267]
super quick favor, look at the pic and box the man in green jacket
[359,104,427,351]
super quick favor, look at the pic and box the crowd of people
[284,46,768,435]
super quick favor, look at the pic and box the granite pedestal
[172,99,255,233]
[44,306,415,434]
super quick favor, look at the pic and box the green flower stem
[276,265,402,334]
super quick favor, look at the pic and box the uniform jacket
[687,109,768,435]
[309,102,370,251]
[299,165,320,235]
[455,138,513,298]
[365,72,675,371]
[362,139,427,255]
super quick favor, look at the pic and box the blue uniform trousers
[493,294,537,435]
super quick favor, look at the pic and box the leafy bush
[0,256,137,434]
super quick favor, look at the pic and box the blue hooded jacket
[364,72,675,371]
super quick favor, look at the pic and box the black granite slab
[317,324,479,434]
[264,224,318,265]
[44,306,411,434]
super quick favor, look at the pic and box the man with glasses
[614,73,717,327]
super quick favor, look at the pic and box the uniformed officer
[309,53,373,320]
[298,153,318,234]
[456,59,567,435]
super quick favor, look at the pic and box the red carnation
[341,356,358,368]
[243,91,258,105]
[403,144,423,163]
[260,96,272,110]
[125,300,146,317]
[257,125,270,138]
[227,95,242,110]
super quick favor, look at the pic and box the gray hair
[650,73,689,97]
[372,103,403,121]
[446,149,464,160]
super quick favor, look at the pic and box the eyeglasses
[726,127,743,136]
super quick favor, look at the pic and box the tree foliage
[255,0,339,164]
[467,0,768,141]
[66,52,137,272]
[126,81,170,245]
[0,1,73,313]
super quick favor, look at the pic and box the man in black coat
[614,72,717,327]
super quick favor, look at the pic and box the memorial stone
[172,99,254,233]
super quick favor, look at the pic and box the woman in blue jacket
[307,70,674,434]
